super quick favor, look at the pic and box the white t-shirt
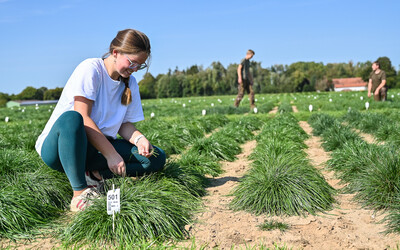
[35,58,144,156]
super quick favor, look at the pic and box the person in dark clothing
[234,49,255,109]
[368,61,387,101]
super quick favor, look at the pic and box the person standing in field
[234,49,255,109]
[35,29,166,212]
[368,61,387,101]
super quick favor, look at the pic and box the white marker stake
[5,117,9,123]
[211,103,214,107]
[202,109,206,116]
[107,184,121,233]
[391,95,395,98]
[329,99,332,102]
[182,103,186,108]
[309,104,313,112]
[150,112,155,118]
[365,102,370,110]
[360,96,364,100]
[253,107,258,114]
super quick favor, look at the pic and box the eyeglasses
[124,54,147,70]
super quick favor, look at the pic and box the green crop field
[1,91,400,248]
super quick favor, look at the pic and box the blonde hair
[104,29,151,105]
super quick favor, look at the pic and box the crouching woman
[35,29,166,212]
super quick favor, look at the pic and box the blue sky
[0,0,399,94]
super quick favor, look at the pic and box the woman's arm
[119,122,153,158]
[74,96,126,176]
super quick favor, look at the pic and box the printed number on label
[107,188,120,215]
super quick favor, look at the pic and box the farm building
[6,100,58,108]
[333,77,367,92]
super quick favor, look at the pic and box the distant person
[234,49,255,109]
[35,29,166,212]
[368,61,387,101]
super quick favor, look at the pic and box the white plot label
[107,188,121,215]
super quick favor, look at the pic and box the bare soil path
[352,128,385,145]
[269,106,278,114]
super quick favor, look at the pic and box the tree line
[1,56,398,106]
[139,56,398,99]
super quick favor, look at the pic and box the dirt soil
[352,128,384,145]
[180,122,400,249]
[269,106,278,114]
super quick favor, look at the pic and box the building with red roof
[333,77,367,92]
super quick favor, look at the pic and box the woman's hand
[106,153,126,177]
[136,137,154,158]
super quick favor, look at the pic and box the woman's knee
[57,111,84,132]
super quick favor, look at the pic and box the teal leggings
[41,111,166,191]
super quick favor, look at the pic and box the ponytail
[106,29,150,106]
[121,77,132,105]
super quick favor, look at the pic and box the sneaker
[70,187,101,212]
[85,171,105,194]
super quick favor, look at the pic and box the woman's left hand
[136,137,153,158]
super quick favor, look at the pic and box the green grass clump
[231,154,335,216]
[61,176,200,247]
[327,140,377,188]
[189,136,240,162]
[161,160,208,197]
[0,121,44,151]
[231,114,335,216]
[0,167,71,238]
[256,101,275,113]
[383,196,400,234]
[351,147,400,211]
[193,114,230,133]
[320,122,362,151]
[277,102,293,113]
[178,151,223,177]
[235,115,264,131]
[0,149,42,181]
[258,220,290,232]
[308,113,336,136]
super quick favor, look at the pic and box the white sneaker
[85,171,105,194]
[70,187,101,212]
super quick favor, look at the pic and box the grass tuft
[258,220,290,232]
[61,176,200,247]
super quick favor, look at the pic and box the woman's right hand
[107,153,126,177]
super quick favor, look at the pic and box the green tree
[43,87,63,100]
[376,56,397,88]
[0,92,10,107]
[17,86,43,100]
[138,73,157,99]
